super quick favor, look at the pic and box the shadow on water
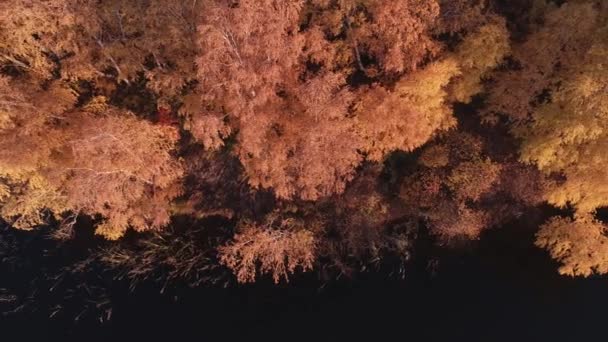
[2,203,607,341]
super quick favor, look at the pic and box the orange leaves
[191,0,517,202]
[0,0,85,78]
[57,110,184,239]
[358,0,441,74]
[435,0,489,34]
[0,80,184,239]
[355,59,460,161]
[237,111,363,200]
[426,201,488,240]
[447,158,502,202]
[219,223,315,284]
[307,0,441,75]
[400,132,504,240]
[418,144,450,168]
[234,70,363,200]
[189,114,231,150]
[197,0,305,114]
[191,0,516,201]
[5,0,592,284]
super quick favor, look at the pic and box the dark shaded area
[2,207,606,342]
[595,207,608,224]
[110,74,158,120]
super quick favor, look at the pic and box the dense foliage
[1,0,608,302]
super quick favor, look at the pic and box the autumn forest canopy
[2,0,608,311]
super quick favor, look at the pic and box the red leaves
[156,107,179,127]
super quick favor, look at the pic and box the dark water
[1,212,606,342]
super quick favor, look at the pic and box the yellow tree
[488,1,608,276]
[447,20,510,103]
[0,0,89,78]
[485,2,603,121]
[536,216,608,277]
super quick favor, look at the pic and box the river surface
[1,211,606,341]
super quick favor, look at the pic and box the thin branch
[95,38,128,83]
[353,42,365,72]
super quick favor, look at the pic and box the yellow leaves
[0,113,11,131]
[0,179,66,230]
[453,21,510,71]
[543,160,608,215]
[485,1,602,122]
[95,221,128,241]
[0,0,85,78]
[485,3,608,278]
[397,58,461,114]
[518,106,572,172]
[516,38,608,218]
[573,73,607,99]
[81,96,110,114]
[521,138,608,214]
[449,21,510,103]
[536,216,608,277]
[398,57,460,131]
[0,182,9,202]
[355,58,460,161]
